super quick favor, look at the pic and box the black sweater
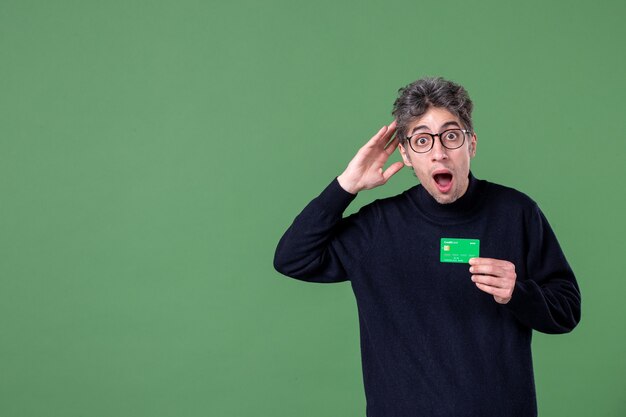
[274,174,581,417]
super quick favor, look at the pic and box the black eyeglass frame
[405,128,472,153]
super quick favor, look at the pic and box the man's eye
[444,132,459,141]
[417,137,429,146]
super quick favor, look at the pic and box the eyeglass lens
[409,129,465,153]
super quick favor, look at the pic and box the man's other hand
[469,257,517,304]
[337,121,404,194]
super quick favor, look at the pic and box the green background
[1,0,624,416]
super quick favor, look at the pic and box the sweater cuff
[505,280,531,311]
[504,280,542,321]
[314,177,358,215]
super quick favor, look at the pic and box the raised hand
[337,120,405,194]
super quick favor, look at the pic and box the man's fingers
[474,282,511,301]
[366,125,389,146]
[469,257,515,270]
[384,136,399,155]
[471,274,506,288]
[474,282,497,294]
[382,162,404,182]
[469,257,516,305]
[383,120,397,140]
[469,264,507,277]
[368,121,397,146]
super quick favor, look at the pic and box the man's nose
[430,136,448,161]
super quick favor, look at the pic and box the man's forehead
[408,119,462,135]
[405,107,463,134]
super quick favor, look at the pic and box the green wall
[1,0,624,415]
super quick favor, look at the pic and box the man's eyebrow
[410,121,461,135]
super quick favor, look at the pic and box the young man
[273,77,581,416]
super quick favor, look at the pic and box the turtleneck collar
[409,172,487,223]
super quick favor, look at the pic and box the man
[273,77,581,416]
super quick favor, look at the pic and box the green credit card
[440,238,480,263]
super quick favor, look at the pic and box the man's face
[398,107,477,204]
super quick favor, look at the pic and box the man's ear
[469,132,478,158]
[399,143,413,166]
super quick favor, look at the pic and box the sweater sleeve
[273,178,379,283]
[505,203,582,334]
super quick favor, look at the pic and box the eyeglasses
[405,128,471,153]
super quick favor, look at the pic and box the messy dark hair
[392,77,474,144]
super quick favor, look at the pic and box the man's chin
[433,194,459,204]
[426,187,459,205]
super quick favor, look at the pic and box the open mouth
[433,172,453,193]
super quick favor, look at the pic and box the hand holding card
[469,257,517,304]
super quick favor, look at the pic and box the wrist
[337,174,360,195]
